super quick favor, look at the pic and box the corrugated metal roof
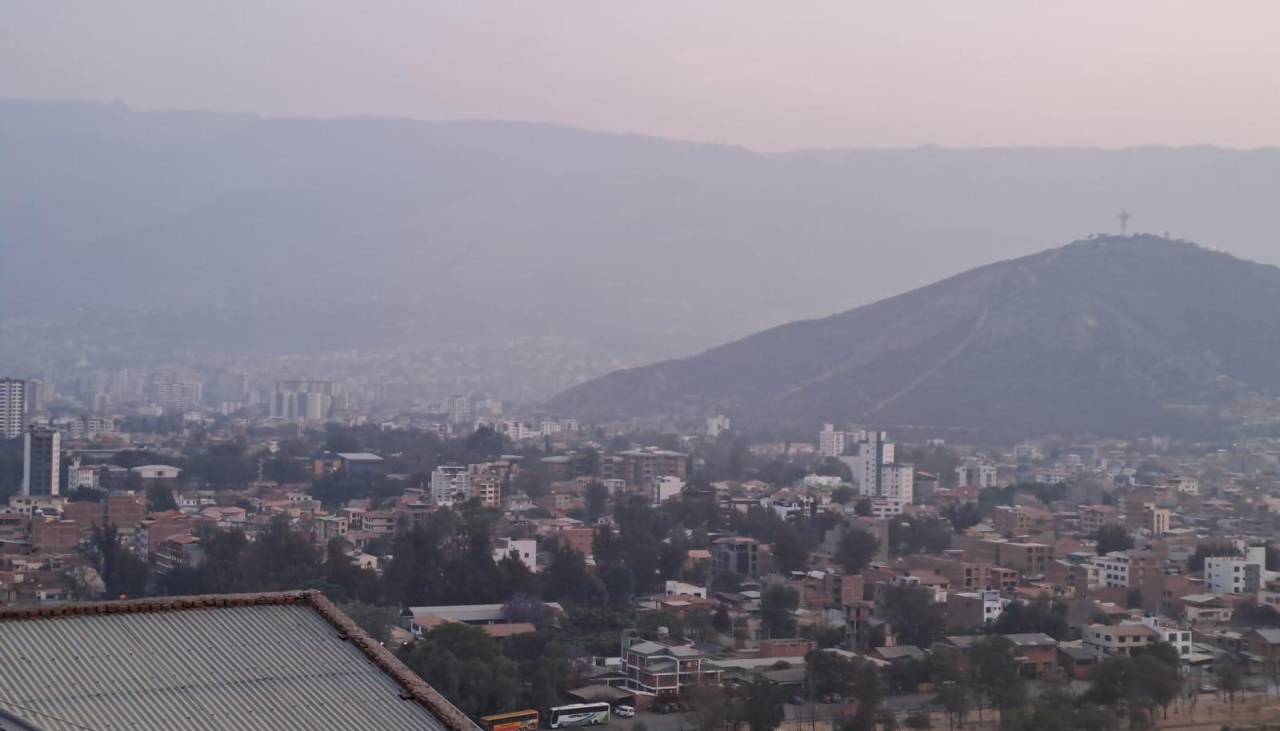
[0,602,457,731]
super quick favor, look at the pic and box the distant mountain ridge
[7,101,1280,399]
[550,236,1280,436]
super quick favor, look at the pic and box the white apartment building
[1091,551,1134,589]
[818,424,847,458]
[0,378,26,440]
[1084,622,1160,658]
[955,460,999,488]
[839,431,913,509]
[430,465,472,505]
[1206,545,1271,595]
[1135,616,1194,657]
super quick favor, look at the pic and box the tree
[991,596,1070,639]
[880,584,945,647]
[807,648,860,696]
[146,483,178,512]
[242,515,321,590]
[935,683,970,730]
[760,583,800,638]
[1094,523,1133,555]
[340,601,400,644]
[740,679,785,731]
[1218,655,1244,706]
[849,659,885,731]
[712,606,733,635]
[584,481,609,522]
[1133,643,1181,719]
[89,522,149,599]
[832,485,855,505]
[1188,541,1240,572]
[970,636,1025,718]
[400,623,521,717]
[686,685,730,731]
[836,528,880,573]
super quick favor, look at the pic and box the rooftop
[335,452,384,462]
[0,591,477,731]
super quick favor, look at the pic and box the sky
[4,1,1280,151]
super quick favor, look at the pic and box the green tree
[90,522,150,599]
[400,623,521,717]
[242,515,321,590]
[340,601,400,644]
[760,583,800,638]
[146,483,178,512]
[740,679,786,731]
[807,648,860,696]
[970,636,1025,719]
[849,660,885,731]
[880,584,945,647]
[584,481,609,522]
[1094,523,1133,555]
[836,528,880,573]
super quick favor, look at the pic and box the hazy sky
[4,1,1280,151]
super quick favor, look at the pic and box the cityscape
[7,3,1280,731]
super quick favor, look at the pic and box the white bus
[548,703,611,728]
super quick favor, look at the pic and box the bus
[480,710,540,731]
[548,703,611,728]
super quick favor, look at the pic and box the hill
[550,236,1280,436]
[7,101,1280,398]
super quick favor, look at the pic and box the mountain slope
[550,236,1280,435]
[8,101,1280,399]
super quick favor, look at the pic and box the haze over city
[5,4,1280,731]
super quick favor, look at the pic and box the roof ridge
[0,590,313,621]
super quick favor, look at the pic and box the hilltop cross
[1118,209,1131,235]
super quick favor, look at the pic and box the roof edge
[0,590,481,731]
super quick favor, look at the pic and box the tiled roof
[0,591,478,731]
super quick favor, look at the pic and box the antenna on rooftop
[1117,209,1131,235]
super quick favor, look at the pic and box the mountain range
[551,236,1280,436]
[6,101,1280,400]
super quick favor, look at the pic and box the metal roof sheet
[0,598,466,731]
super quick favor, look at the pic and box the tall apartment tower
[22,426,61,496]
[0,378,25,439]
[818,423,848,458]
[839,430,913,510]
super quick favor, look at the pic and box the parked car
[615,705,635,718]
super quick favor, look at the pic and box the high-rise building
[22,426,61,497]
[270,379,333,421]
[24,379,47,417]
[839,430,913,510]
[0,378,26,439]
[818,423,847,458]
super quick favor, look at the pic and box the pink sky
[4,1,1279,150]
